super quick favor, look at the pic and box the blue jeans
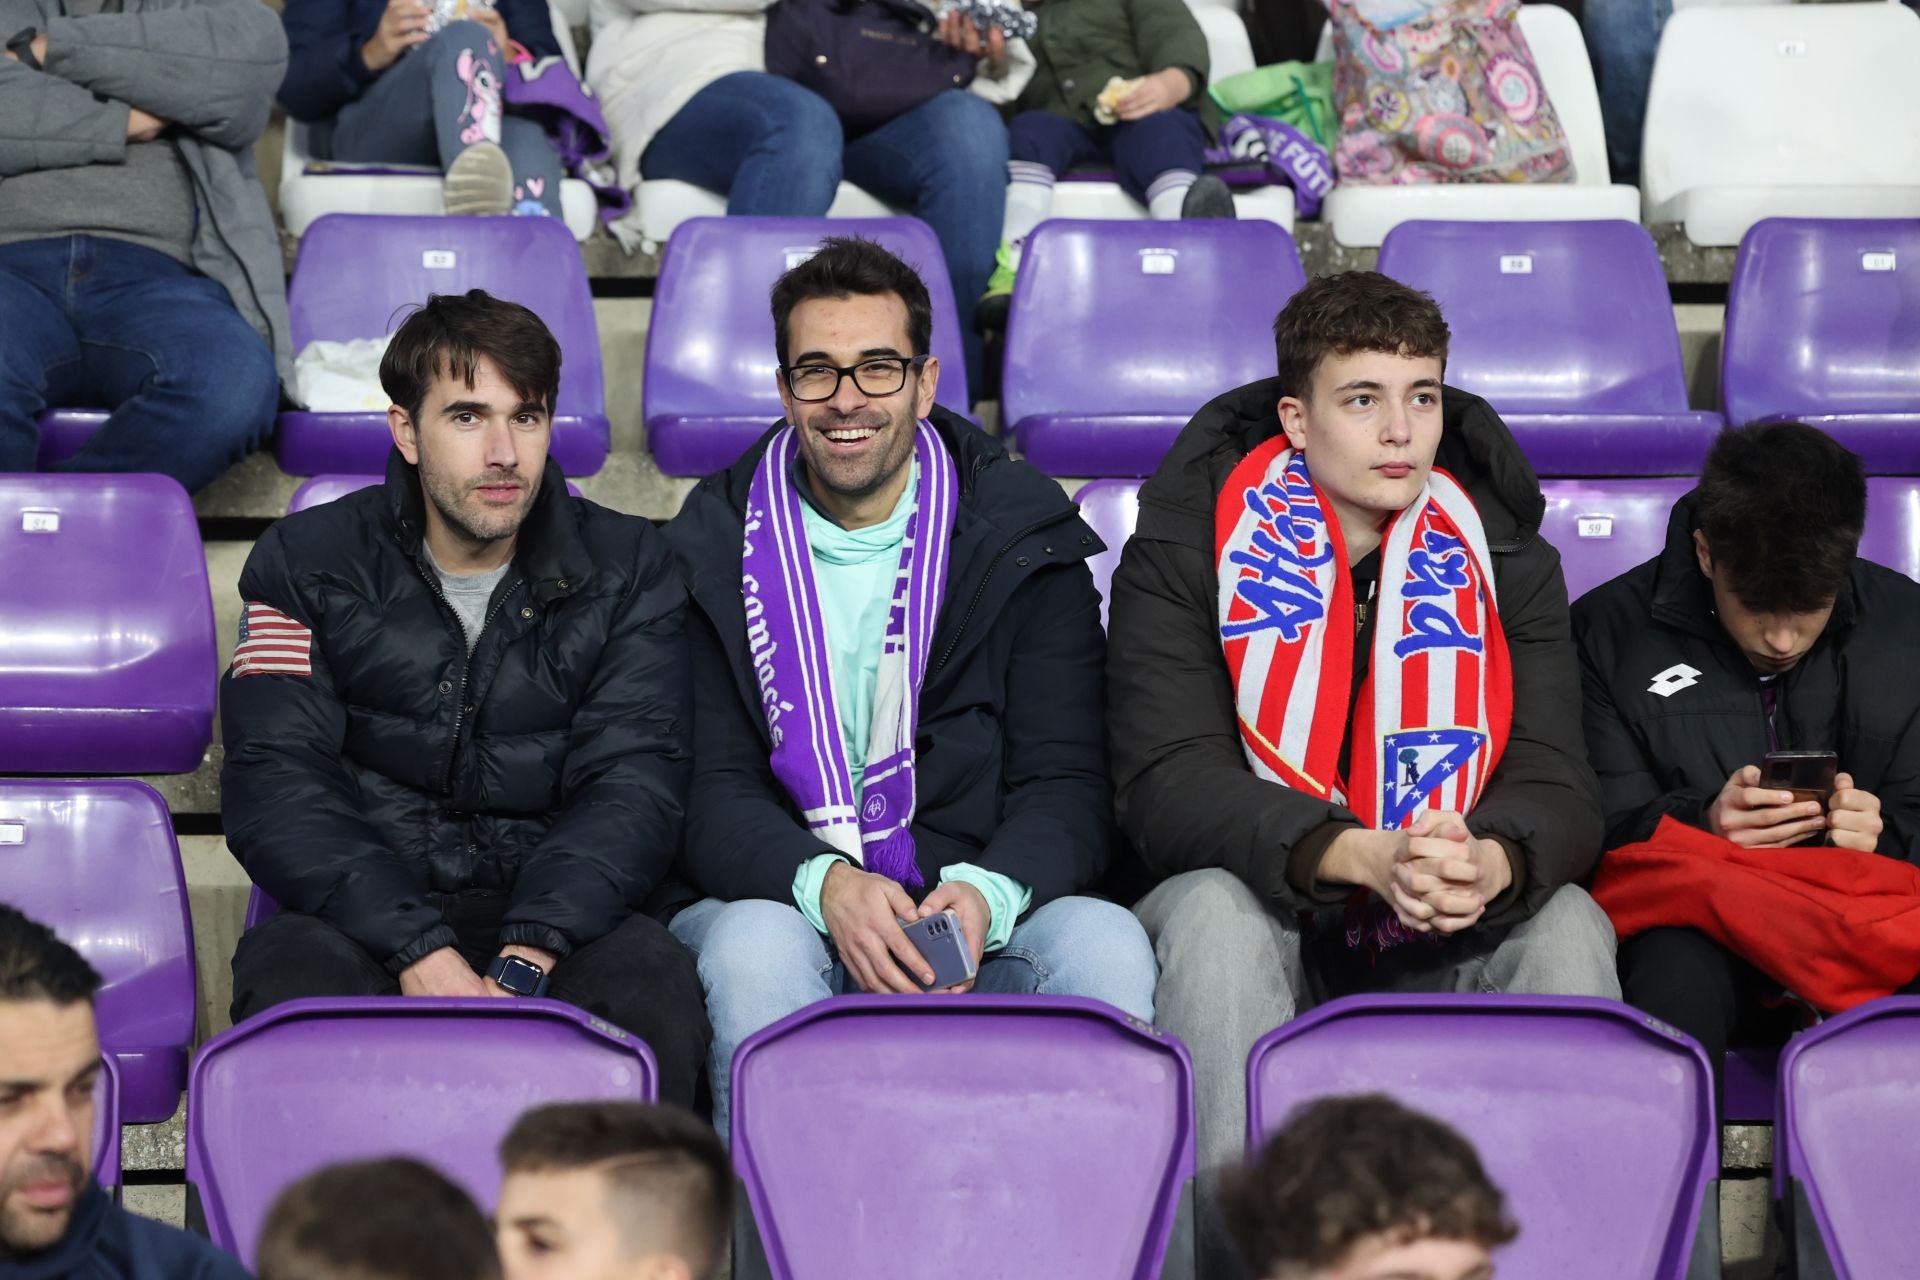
[323,21,564,217]
[670,893,1159,1140]
[1008,109,1210,205]
[1583,0,1672,181]
[0,236,279,491]
[643,75,1007,392]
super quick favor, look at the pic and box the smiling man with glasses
[662,236,1157,1139]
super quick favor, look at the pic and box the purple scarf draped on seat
[743,421,958,887]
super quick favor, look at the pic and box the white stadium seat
[1641,2,1920,246]
[1314,4,1637,247]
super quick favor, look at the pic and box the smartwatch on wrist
[7,28,43,71]
[486,954,551,997]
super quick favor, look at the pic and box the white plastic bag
[294,336,396,413]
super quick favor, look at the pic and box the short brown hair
[379,289,563,425]
[255,1158,499,1280]
[1273,271,1450,399]
[500,1102,731,1280]
[769,236,934,365]
[1221,1094,1517,1279]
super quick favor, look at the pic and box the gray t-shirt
[426,546,512,655]
[0,0,199,264]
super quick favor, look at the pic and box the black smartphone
[900,909,976,991]
[1761,750,1839,806]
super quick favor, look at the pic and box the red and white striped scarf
[1215,437,1512,835]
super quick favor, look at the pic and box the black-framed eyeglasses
[781,355,929,402]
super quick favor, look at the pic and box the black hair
[1696,421,1865,613]
[0,904,101,1005]
[769,236,934,365]
[256,1158,501,1280]
[1273,271,1451,399]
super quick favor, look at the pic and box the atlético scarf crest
[743,421,957,888]
[1216,439,1512,941]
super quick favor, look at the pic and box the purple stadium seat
[644,217,971,478]
[1724,218,1920,475]
[33,409,110,468]
[0,781,197,1125]
[1377,221,1724,477]
[1075,479,1141,630]
[731,996,1195,1279]
[241,887,278,931]
[1248,996,1719,1279]
[287,473,584,514]
[1003,220,1306,478]
[275,215,609,478]
[1538,479,1693,601]
[1775,997,1920,1278]
[1861,478,1920,580]
[186,996,657,1265]
[0,476,215,774]
[92,1054,121,1194]
[1723,1044,1781,1126]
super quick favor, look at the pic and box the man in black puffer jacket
[1110,273,1615,1187]
[222,291,708,1106]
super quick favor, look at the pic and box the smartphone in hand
[1762,750,1838,806]
[901,908,977,991]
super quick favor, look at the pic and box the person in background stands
[0,0,288,491]
[280,0,566,217]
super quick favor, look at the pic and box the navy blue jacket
[661,409,1117,911]
[0,1184,246,1280]
[278,0,560,122]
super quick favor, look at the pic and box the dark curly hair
[1273,271,1451,399]
[1696,421,1865,614]
[1221,1094,1517,1278]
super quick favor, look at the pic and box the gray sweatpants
[323,19,563,217]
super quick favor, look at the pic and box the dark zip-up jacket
[662,408,1116,909]
[1107,378,1603,928]
[1,1182,247,1280]
[278,0,561,124]
[1574,490,1920,860]
[221,450,692,971]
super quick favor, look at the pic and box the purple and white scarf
[743,421,958,887]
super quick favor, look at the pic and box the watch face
[495,956,545,995]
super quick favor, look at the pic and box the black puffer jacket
[662,409,1116,909]
[221,451,691,970]
[1107,378,1604,928]
[1574,491,1920,859]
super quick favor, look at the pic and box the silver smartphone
[901,908,977,991]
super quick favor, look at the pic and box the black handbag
[764,0,978,137]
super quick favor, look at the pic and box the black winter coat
[1573,490,1920,859]
[1106,378,1604,927]
[221,452,692,970]
[662,409,1116,909]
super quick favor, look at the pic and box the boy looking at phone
[662,237,1157,1140]
[1575,420,1920,1069]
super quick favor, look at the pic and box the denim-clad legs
[643,76,1006,394]
[325,20,564,216]
[0,236,278,490]
[670,893,1159,1140]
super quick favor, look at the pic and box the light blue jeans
[670,894,1159,1140]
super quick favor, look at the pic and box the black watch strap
[7,28,42,71]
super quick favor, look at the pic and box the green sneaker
[974,241,1018,335]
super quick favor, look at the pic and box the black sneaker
[1180,173,1237,220]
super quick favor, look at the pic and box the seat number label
[0,821,23,845]
[1500,254,1533,274]
[1863,252,1897,272]
[21,510,58,533]
[1576,516,1614,539]
[1140,249,1177,275]
[421,250,457,269]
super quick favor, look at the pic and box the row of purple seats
[35,215,611,479]
[643,217,971,478]
[169,993,1724,1278]
[0,781,198,1124]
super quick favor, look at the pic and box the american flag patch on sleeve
[231,602,315,678]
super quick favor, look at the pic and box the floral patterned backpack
[1327,0,1574,185]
